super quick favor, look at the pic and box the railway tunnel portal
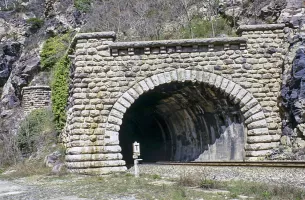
[64,24,287,174]
[119,76,246,166]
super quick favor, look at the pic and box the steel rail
[144,161,305,168]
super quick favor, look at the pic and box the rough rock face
[281,41,305,149]
[278,0,305,29]
[0,0,80,117]
[220,0,305,27]
[0,42,21,88]
[220,0,287,25]
[0,0,82,158]
[274,6,305,158]
[0,0,80,111]
[282,48,305,131]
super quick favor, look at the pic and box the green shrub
[181,16,236,38]
[74,0,91,12]
[40,33,71,70]
[17,108,55,156]
[51,55,70,130]
[26,18,44,32]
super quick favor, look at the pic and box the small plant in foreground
[262,191,271,199]
[200,178,218,189]
[151,174,161,179]
[172,187,187,200]
[125,173,133,177]
[178,171,198,187]
[230,192,238,198]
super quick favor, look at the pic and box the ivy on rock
[40,33,72,130]
[51,55,70,130]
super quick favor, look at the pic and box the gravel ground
[130,164,305,188]
[0,173,220,200]
[1,164,305,200]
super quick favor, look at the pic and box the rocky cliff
[0,0,81,138]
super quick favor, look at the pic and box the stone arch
[105,69,270,158]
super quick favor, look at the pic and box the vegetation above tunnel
[80,0,238,41]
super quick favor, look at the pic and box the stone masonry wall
[22,86,51,113]
[64,24,287,175]
[237,24,287,139]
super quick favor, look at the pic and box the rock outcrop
[280,37,305,149]
[0,0,81,135]
[0,1,82,167]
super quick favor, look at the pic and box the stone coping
[237,24,286,33]
[70,32,116,51]
[69,24,285,51]
[22,86,51,91]
[109,37,247,49]
[75,32,116,40]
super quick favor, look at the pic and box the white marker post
[133,141,142,178]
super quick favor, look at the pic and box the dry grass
[177,172,305,200]
[0,159,51,179]
[0,108,66,179]
[178,170,224,190]
[227,180,305,200]
[0,133,20,167]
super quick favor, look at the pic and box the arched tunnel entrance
[119,82,245,166]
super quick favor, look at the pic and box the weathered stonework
[64,24,287,174]
[22,86,51,113]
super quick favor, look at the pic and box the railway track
[146,161,305,168]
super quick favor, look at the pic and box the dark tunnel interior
[119,82,245,166]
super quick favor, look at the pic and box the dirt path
[0,180,27,198]
[0,179,92,200]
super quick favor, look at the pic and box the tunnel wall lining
[64,24,287,174]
